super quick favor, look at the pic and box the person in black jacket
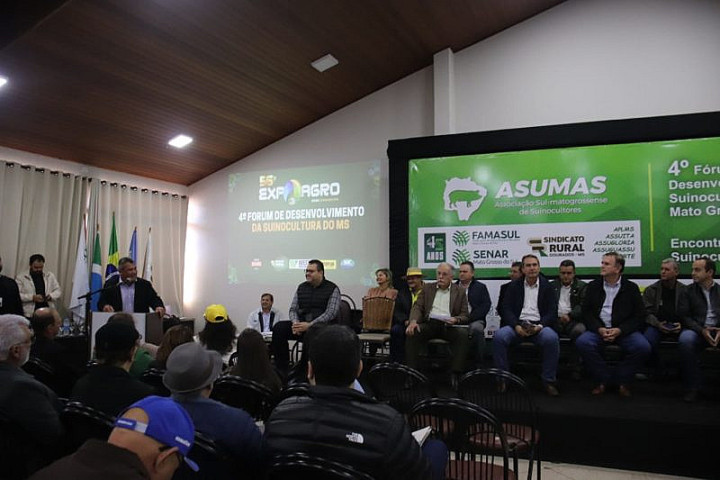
[263,325,447,480]
[493,255,560,396]
[391,267,425,363]
[455,262,491,367]
[98,257,165,317]
[576,252,650,397]
[0,256,23,315]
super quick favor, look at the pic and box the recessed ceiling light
[168,134,193,148]
[0,76,8,88]
[311,54,339,73]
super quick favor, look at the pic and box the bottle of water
[61,317,72,336]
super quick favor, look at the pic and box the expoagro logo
[259,174,341,205]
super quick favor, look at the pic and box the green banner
[409,137,720,276]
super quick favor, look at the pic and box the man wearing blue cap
[30,396,197,480]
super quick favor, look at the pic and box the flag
[91,230,103,311]
[142,227,153,282]
[69,219,89,320]
[105,213,119,282]
[129,227,138,263]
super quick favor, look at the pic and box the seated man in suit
[264,325,446,480]
[677,256,720,402]
[0,314,64,451]
[576,252,650,397]
[497,261,523,318]
[455,262,491,368]
[493,254,560,396]
[71,322,155,416]
[405,263,470,379]
[98,257,165,317]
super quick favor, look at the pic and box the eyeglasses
[305,269,317,273]
[15,335,34,347]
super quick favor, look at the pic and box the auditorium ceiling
[0,0,564,186]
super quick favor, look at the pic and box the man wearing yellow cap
[391,267,425,363]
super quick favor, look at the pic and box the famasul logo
[452,249,471,264]
[452,231,470,247]
[443,178,487,221]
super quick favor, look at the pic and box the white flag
[69,219,90,320]
[142,227,153,282]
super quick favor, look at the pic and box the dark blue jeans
[576,331,650,385]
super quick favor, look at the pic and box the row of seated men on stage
[0,309,448,479]
[269,255,718,402]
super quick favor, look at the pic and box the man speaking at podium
[98,257,165,317]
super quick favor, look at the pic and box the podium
[89,312,162,358]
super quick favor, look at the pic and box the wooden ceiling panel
[0,0,564,185]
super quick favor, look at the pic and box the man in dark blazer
[496,261,523,319]
[98,257,165,316]
[405,262,469,375]
[455,261,491,367]
[576,252,650,397]
[494,254,560,396]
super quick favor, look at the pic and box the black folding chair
[267,452,375,480]
[210,375,275,421]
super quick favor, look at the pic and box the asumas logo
[443,178,487,221]
[258,175,340,205]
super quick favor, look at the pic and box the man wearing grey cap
[30,395,197,480]
[163,342,262,472]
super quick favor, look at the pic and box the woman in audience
[196,304,237,364]
[365,268,398,300]
[229,328,283,394]
[149,324,194,370]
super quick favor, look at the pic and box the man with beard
[16,254,62,318]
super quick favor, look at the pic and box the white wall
[185,0,720,329]
[185,68,433,326]
[454,0,720,132]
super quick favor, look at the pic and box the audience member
[497,261,523,318]
[455,261,491,368]
[406,263,470,382]
[30,307,78,396]
[264,325,446,480]
[98,257,165,317]
[677,257,719,402]
[0,255,23,315]
[494,254,560,396]
[16,254,62,318]
[29,395,197,480]
[271,259,340,374]
[197,304,237,364]
[247,293,286,334]
[229,328,283,394]
[366,268,398,300]
[107,312,155,377]
[0,314,64,450]
[577,252,650,397]
[149,325,194,370]
[392,267,425,363]
[164,342,262,472]
[71,322,155,416]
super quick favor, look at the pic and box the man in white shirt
[493,255,560,396]
[677,256,719,402]
[576,252,650,397]
[405,263,470,377]
[247,293,286,334]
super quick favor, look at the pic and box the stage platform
[421,364,720,480]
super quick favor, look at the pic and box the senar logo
[443,178,487,221]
